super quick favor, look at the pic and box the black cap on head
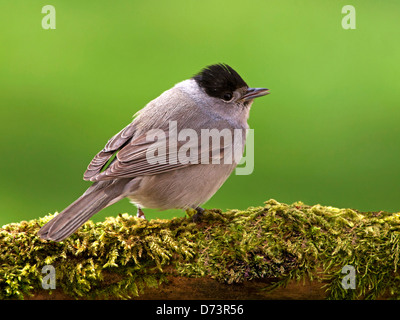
[193,64,248,100]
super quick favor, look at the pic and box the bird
[38,63,269,241]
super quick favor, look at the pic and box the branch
[1,199,399,300]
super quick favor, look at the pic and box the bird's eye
[222,92,233,101]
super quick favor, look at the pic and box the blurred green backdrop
[1,0,400,226]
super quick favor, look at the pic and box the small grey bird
[38,63,269,241]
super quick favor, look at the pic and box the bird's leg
[136,206,147,220]
[192,206,205,222]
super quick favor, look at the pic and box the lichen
[1,199,400,299]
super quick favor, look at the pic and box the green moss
[1,199,400,299]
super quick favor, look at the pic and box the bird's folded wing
[83,122,136,181]
[83,122,230,182]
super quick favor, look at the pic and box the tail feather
[38,180,127,242]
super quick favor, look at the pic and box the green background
[1,0,400,226]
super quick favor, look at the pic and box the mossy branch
[1,199,400,300]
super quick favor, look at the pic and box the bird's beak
[242,87,270,101]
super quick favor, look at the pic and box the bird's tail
[38,180,127,242]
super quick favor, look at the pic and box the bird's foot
[192,207,205,223]
[137,207,147,220]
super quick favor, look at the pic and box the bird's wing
[84,122,232,182]
[83,122,137,181]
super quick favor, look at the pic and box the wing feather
[83,122,136,181]
[84,120,236,182]
[90,132,194,181]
